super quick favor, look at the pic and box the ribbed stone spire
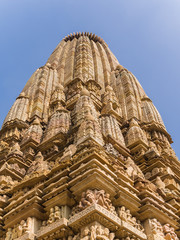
[0,33,179,240]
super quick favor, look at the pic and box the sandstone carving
[125,157,144,180]
[8,142,23,157]
[118,206,144,232]
[71,189,116,216]
[0,33,179,240]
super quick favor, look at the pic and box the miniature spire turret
[0,32,179,240]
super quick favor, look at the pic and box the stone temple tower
[0,33,180,240]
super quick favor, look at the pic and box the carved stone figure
[25,217,32,233]
[47,207,55,224]
[5,228,12,240]
[118,206,127,221]
[150,218,164,239]
[117,206,144,232]
[12,225,18,239]
[75,189,116,215]
[17,220,26,237]
[163,224,178,240]
[125,157,144,180]
[80,226,90,240]
[54,206,61,220]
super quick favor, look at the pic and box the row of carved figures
[150,218,178,240]
[68,223,115,240]
[4,210,178,240]
[5,217,32,240]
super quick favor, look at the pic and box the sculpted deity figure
[54,206,61,220]
[47,207,55,224]
[136,220,144,232]
[5,228,12,240]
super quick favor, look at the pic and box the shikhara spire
[0,33,179,240]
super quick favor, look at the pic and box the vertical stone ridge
[96,41,111,86]
[64,39,77,86]
[0,33,180,240]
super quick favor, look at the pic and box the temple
[0,32,180,240]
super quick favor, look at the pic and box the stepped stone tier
[0,32,180,240]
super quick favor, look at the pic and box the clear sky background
[0,0,180,158]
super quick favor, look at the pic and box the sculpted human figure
[47,207,55,224]
[5,228,12,240]
[12,225,18,239]
[80,226,90,240]
[109,232,115,240]
[79,191,92,210]
[103,193,112,210]
[103,228,110,238]
[96,225,103,236]
[126,209,132,223]
[118,206,127,221]
[86,189,96,204]
[54,206,61,220]
[24,217,32,233]
[151,219,164,238]
[136,220,144,232]
[17,220,26,237]
[163,224,178,240]
[96,189,107,207]
[90,225,97,240]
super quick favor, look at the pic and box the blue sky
[0,0,180,158]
